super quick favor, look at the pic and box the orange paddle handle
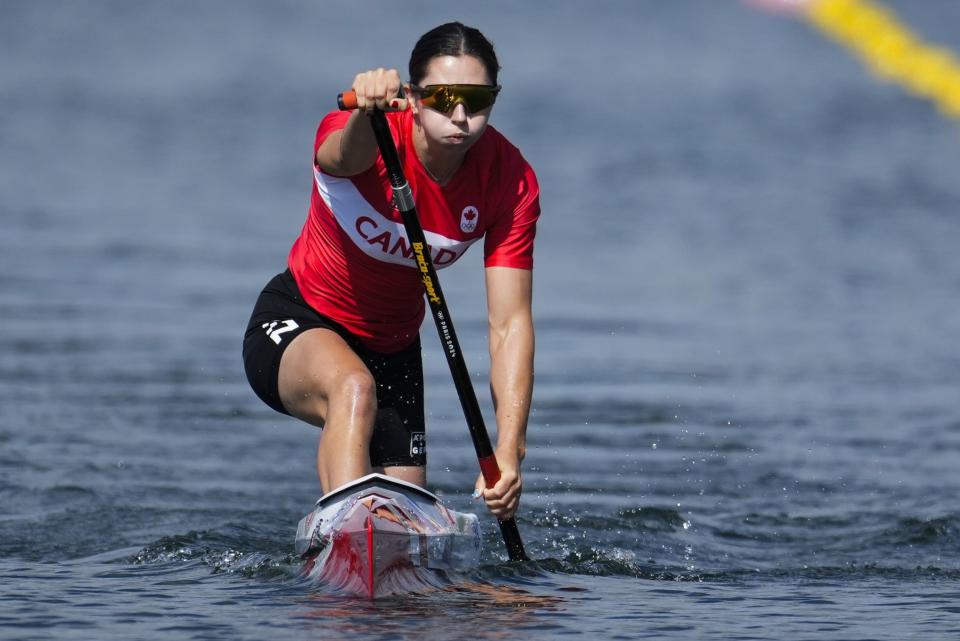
[337,90,358,111]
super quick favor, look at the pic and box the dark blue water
[3,1,960,638]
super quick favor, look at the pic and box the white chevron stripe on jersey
[314,169,478,269]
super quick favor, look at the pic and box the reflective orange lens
[411,84,501,113]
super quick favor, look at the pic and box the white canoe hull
[296,473,481,597]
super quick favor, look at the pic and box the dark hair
[408,22,500,85]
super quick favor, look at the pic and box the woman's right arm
[315,68,406,176]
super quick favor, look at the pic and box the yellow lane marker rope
[752,0,960,119]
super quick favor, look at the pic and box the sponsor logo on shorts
[460,206,479,233]
[262,319,299,345]
[410,432,426,457]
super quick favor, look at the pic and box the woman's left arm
[474,266,534,520]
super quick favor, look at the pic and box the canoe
[295,473,481,597]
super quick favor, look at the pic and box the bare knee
[329,369,378,422]
[282,368,377,429]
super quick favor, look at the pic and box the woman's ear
[404,84,418,115]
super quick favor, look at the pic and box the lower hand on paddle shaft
[474,444,523,520]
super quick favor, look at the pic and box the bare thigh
[277,327,374,428]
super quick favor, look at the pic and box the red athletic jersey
[288,109,540,353]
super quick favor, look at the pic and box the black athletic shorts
[242,270,425,468]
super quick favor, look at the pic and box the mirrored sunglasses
[409,84,501,114]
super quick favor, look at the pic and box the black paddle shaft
[362,108,527,561]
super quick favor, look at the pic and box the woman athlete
[243,22,540,521]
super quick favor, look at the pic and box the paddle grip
[337,90,407,112]
[337,90,358,111]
